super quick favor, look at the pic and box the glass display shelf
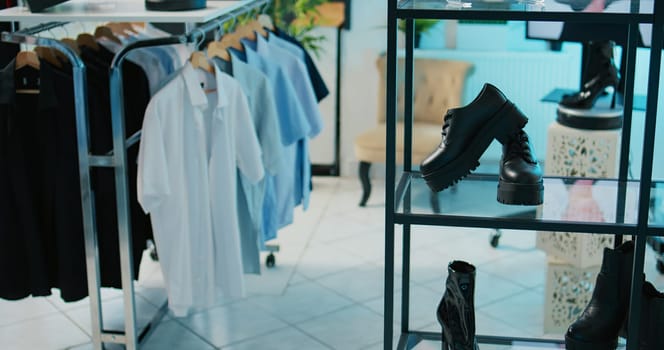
[396,0,654,22]
[394,172,641,234]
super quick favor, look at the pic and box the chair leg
[359,161,372,207]
[430,191,441,214]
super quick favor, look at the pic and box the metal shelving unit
[383,0,663,349]
[1,1,271,349]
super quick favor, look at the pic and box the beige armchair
[354,55,473,207]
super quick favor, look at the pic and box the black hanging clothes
[0,58,88,301]
[0,1,18,68]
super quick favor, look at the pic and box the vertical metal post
[109,61,138,350]
[404,18,414,173]
[400,17,415,336]
[626,5,664,349]
[333,25,343,176]
[69,43,105,350]
[614,22,640,247]
[384,1,398,349]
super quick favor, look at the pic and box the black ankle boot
[437,261,479,350]
[497,130,543,205]
[421,83,528,192]
[560,40,620,110]
[619,281,664,350]
[565,240,635,350]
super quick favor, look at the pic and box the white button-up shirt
[137,62,263,317]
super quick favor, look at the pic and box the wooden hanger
[15,51,40,70]
[218,31,244,52]
[94,26,123,45]
[248,18,269,38]
[235,22,257,42]
[60,38,81,55]
[190,51,215,75]
[105,22,140,37]
[207,41,231,62]
[77,33,100,51]
[15,51,40,94]
[258,14,275,32]
[34,46,63,69]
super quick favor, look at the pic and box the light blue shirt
[249,35,320,210]
[267,32,306,62]
[231,44,305,240]
[256,35,323,139]
[215,55,283,273]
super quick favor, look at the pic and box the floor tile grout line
[0,302,71,330]
[289,323,336,350]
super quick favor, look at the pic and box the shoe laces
[505,130,536,164]
[441,111,453,140]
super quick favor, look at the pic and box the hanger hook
[195,28,206,50]
[214,18,226,41]
[260,0,269,15]
[230,13,238,31]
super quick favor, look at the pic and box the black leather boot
[421,83,528,192]
[437,261,479,350]
[560,40,620,110]
[497,130,543,205]
[565,240,635,350]
[619,281,664,350]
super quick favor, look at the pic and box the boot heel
[493,102,528,144]
[610,88,617,109]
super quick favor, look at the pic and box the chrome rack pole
[2,24,105,350]
[106,1,272,349]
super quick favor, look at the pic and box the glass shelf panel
[397,0,654,19]
[397,172,641,226]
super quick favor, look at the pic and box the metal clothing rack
[1,1,271,349]
[384,1,663,350]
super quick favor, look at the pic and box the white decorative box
[537,121,619,268]
[543,257,601,334]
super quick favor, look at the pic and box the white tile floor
[1,176,663,350]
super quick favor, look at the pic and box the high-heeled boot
[421,83,528,192]
[437,261,479,350]
[619,281,664,350]
[565,240,634,350]
[560,40,620,109]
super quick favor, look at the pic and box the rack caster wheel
[266,253,276,268]
[657,260,664,274]
[489,230,501,248]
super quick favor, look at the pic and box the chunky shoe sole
[422,102,528,192]
[565,334,618,350]
[497,180,544,205]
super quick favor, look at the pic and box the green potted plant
[266,0,329,57]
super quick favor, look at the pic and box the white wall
[308,0,387,176]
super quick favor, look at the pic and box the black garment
[0,58,87,301]
[273,27,329,102]
[0,1,18,68]
[79,45,151,289]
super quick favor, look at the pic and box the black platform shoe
[421,83,528,192]
[565,241,635,350]
[560,40,620,110]
[619,281,664,350]
[497,130,543,205]
[437,261,479,350]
